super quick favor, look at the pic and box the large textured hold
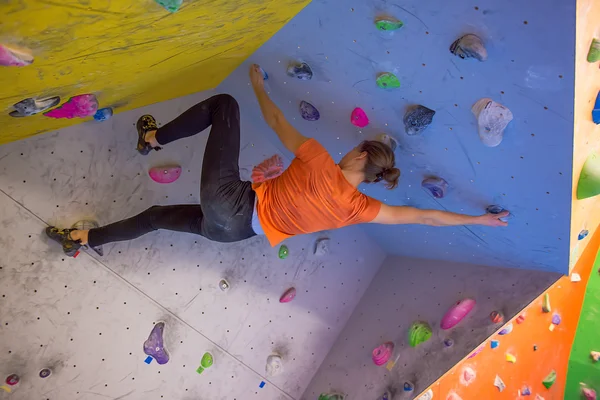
[472,98,513,147]
[287,61,313,80]
[577,152,600,199]
[422,177,449,199]
[440,298,475,329]
[408,321,432,347]
[265,354,284,377]
[154,0,182,12]
[44,94,98,119]
[0,44,33,66]
[143,322,170,365]
[450,34,488,61]
[403,105,435,135]
[588,38,600,62]
[372,342,394,366]
[10,96,60,117]
[299,100,320,121]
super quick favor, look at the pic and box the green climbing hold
[588,38,600,63]
[577,152,600,199]
[196,352,214,374]
[542,369,556,389]
[154,0,182,13]
[409,321,432,347]
[318,394,346,400]
[375,18,404,31]
[278,245,289,259]
[376,73,401,89]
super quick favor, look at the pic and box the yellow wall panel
[0,0,309,145]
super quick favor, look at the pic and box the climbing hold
[5,375,19,386]
[143,322,169,365]
[299,101,320,121]
[259,381,266,388]
[376,72,401,89]
[196,352,214,374]
[548,323,555,332]
[377,389,394,400]
[498,323,513,335]
[403,382,415,392]
[417,389,434,400]
[542,370,556,389]
[533,345,538,351]
[490,340,499,349]
[287,61,313,80]
[577,152,600,199]
[38,368,52,378]
[350,107,369,128]
[44,94,98,119]
[260,67,269,80]
[144,356,153,364]
[409,321,432,347]
[154,0,182,12]
[422,177,449,199]
[318,393,346,400]
[505,353,517,363]
[403,105,435,135]
[472,98,513,147]
[278,245,289,259]
[593,91,600,124]
[588,38,600,62]
[468,345,484,359]
[490,311,504,323]
[535,395,545,400]
[450,34,487,61]
[516,314,526,324]
[444,338,454,347]
[375,18,404,31]
[542,293,551,313]
[149,165,182,184]
[314,238,330,256]
[279,287,296,303]
[522,386,532,396]
[485,205,512,222]
[266,354,284,377]
[460,366,476,386]
[93,107,113,122]
[372,342,394,366]
[582,387,597,400]
[9,96,60,117]
[375,133,398,152]
[219,279,230,292]
[579,230,590,240]
[590,351,600,362]
[446,391,463,400]
[441,298,475,329]
[551,313,561,325]
[252,154,284,183]
[0,44,33,66]
[494,375,506,392]
[571,273,582,282]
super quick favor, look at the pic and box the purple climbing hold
[143,322,170,365]
[403,105,435,135]
[299,101,320,121]
[444,338,454,347]
[287,61,313,80]
[552,313,561,325]
[522,386,532,396]
[422,177,449,198]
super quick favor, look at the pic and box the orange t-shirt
[252,139,382,246]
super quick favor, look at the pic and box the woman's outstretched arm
[250,64,308,153]
[371,204,509,227]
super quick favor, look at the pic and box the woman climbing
[46,64,508,257]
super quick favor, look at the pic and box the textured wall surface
[0,88,386,399]
[0,0,309,144]
[569,0,600,271]
[214,0,575,273]
[301,255,561,399]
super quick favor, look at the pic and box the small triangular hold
[577,152,600,199]
[588,38,600,63]
[542,370,556,389]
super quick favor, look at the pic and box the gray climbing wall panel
[216,0,575,273]
[301,256,561,399]
[0,88,386,399]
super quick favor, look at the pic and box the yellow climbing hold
[542,293,551,313]
[505,353,517,363]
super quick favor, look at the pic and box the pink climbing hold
[0,44,33,67]
[459,366,476,386]
[583,388,597,400]
[252,154,284,183]
[350,107,369,128]
[372,342,394,366]
[149,166,182,184]
[279,287,296,303]
[441,298,476,330]
[44,94,98,119]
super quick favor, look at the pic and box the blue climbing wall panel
[217,0,575,274]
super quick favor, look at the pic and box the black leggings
[87,94,256,248]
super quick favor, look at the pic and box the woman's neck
[340,167,364,188]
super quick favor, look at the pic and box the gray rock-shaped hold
[403,105,435,135]
[450,34,488,61]
[299,100,320,121]
[287,61,313,80]
[10,96,61,117]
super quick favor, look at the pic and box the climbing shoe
[136,114,161,155]
[45,227,82,257]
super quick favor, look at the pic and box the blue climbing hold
[592,91,600,124]
[444,338,454,347]
[144,356,153,364]
[299,101,320,121]
[260,67,269,80]
[93,107,113,121]
[259,381,266,388]
[579,230,590,240]
[154,0,182,12]
[422,177,448,198]
[486,205,512,222]
[403,382,414,392]
[491,340,499,349]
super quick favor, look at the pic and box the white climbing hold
[416,389,434,400]
[472,98,513,147]
[571,273,581,282]
[494,375,506,392]
[314,238,330,256]
[266,354,284,377]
